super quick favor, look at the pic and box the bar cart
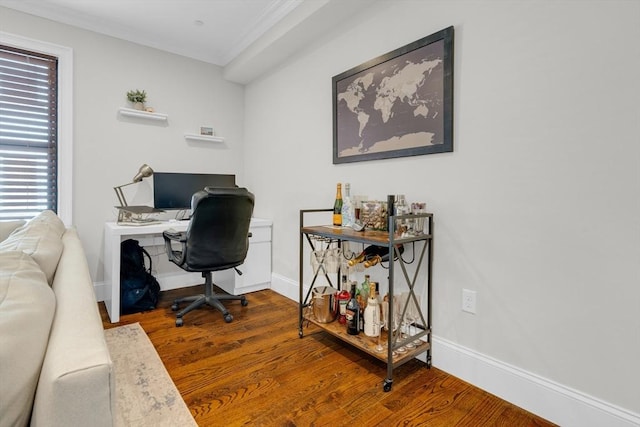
[298,208,433,392]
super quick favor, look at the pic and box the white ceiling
[0,0,370,83]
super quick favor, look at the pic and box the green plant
[126,89,147,103]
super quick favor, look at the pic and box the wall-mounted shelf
[118,107,168,122]
[184,133,225,143]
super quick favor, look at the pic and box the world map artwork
[334,38,447,162]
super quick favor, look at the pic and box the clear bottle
[333,183,343,226]
[346,283,360,335]
[341,183,355,228]
[395,194,409,236]
[364,282,380,337]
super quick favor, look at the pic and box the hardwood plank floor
[100,286,555,426]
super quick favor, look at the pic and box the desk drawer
[249,226,271,243]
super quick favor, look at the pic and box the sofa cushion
[0,220,25,242]
[0,210,65,285]
[0,251,56,427]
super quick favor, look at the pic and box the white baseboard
[268,273,639,427]
[433,336,639,427]
[270,272,303,301]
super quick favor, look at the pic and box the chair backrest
[183,186,255,271]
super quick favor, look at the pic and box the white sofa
[0,211,115,427]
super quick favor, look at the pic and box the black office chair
[163,186,255,326]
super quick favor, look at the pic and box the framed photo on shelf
[332,26,454,164]
[200,126,214,136]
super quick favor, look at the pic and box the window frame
[0,31,73,225]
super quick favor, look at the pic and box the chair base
[172,272,248,326]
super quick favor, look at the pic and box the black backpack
[120,239,161,315]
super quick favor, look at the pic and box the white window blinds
[0,45,58,221]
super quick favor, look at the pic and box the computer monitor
[153,172,236,210]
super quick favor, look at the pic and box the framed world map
[332,26,454,164]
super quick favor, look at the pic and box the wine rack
[298,208,433,392]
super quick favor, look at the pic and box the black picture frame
[332,26,454,164]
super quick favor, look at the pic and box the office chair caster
[241,297,248,306]
[171,303,179,311]
[224,313,233,323]
[176,317,184,327]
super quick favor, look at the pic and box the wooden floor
[100,286,555,427]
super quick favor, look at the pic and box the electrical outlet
[462,289,477,314]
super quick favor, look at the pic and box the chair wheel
[175,318,184,327]
[224,313,233,323]
[171,303,179,311]
[241,298,248,306]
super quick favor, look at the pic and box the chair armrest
[163,228,185,241]
[162,229,187,265]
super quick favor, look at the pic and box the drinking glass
[323,247,340,274]
[393,295,407,354]
[310,250,326,275]
[410,202,426,235]
[408,293,423,346]
[400,292,415,349]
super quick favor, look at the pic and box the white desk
[104,218,272,323]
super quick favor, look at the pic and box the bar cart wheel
[383,378,393,392]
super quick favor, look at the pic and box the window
[0,45,58,220]
[0,32,72,224]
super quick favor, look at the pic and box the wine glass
[393,295,407,354]
[380,300,390,352]
[406,293,423,346]
[400,292,415,349]
[310,249,326,275]
[326,247,341,274]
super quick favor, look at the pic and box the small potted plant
[126,89,147,110]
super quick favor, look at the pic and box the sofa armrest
[31,228,115,427]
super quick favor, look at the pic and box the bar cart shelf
[298,208,433,392]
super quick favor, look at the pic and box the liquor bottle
[364,282,380,337]
[333,183,343,226]
[347,245,387,267]
[358,274,370,308]
[363,244,405,268]
[346,283,360,335]
[341,183,355,228]
[358,275,370,332]
[337,274,351,325]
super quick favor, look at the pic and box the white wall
[0,7,245,282]
[2,0,638,422]
[244,0,640,420]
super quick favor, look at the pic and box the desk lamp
[114,164,161,223]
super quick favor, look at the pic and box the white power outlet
[462,289,477,314]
